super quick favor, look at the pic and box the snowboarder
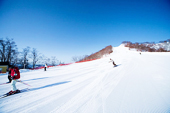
[109,58,117,67]
[44,64,47,71]
[7,66,20,95]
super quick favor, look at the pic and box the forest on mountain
[122,39,170,52]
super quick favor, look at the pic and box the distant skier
[109,58,117,67]
[44,64,47,71]
[7,66,20,95]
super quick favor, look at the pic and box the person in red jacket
[7,66,20,95]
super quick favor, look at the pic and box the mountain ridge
[122,39,170,52]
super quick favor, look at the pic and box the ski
[0,88,29,99]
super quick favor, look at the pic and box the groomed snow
[0,45,170,113]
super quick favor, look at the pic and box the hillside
[123,40,170,52]
[80,45,113,61]
[0,45,170,113]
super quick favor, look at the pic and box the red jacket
[11,67,20,79]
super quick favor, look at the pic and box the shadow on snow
[114,64,121,67]
[24,77,49,81]
[30,81,70,91]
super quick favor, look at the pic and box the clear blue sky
[0,0,170,63]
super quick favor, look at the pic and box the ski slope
[0,45,170,113]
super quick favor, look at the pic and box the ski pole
[17,80,32,87]
[0,82,10,85]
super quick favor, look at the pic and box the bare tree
[12,50,19,65]
[0,38,18,63]
[46,58,50,65]
[72,56,84,62]
[59,61,65,64]
[6,38,17,63]
[31,48,43,68]
[51,56,58,66]
[72,56,80,62]
[72,55,89,62]
[0,39,6,62]
[41,56,50,65]
[31,48,39,69]
[21,47,30,68]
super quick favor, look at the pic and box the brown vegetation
[79,45,113,62]
[122,41,170,52]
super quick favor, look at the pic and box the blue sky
[0,0,170,63]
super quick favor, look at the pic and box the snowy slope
[0,45,170,113]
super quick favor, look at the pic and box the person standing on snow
[7,66,20,95]
[44,64,47,71]
[109,58,117,66]
[7,66,12,83]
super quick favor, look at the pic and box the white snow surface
[0,45,170,113]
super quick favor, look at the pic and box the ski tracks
[50,58,127,113]
[49,60,104,112]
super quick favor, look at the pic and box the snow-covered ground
[0,45,170,113]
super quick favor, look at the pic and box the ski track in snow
[0,45,170,113]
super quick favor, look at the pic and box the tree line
[0,38,59,69]
[122,40,170,52]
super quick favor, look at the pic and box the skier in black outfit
[7,67,12,83]
[109,58,117,67]
[44,64,47,71]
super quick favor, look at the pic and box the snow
[0,45,170,113]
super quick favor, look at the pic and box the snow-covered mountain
[123,40,170,52]
[151,42,170,51]
[0,45,170,113]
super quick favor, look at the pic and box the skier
[7,66,12,83]
[109,58,117,67]
[7,66,20,95]
[44,63,47,71]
